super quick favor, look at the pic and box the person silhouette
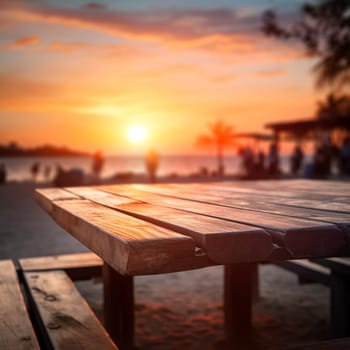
[92,151,104,182]
[340,136,350,175]
[31,162,40,181]
[267,142,280,177]
[145,149,159,183]
[290,145,304,176]
[0,163,6,184]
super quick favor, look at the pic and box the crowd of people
[1,137,349,186]
[238,142,281,179]
[309,136,350,178]
[50,148,159,186]
[239,137,350,180]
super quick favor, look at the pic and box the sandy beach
[0,182,331,349]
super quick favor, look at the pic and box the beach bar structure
[265,116,350,145]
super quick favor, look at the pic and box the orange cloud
[0,74,60,102]
[0,2,289,53]
[0,0,309,71]
[9,35,40,48]
[256,69,287,78]
[42,40,139,58]
[45,41,91,54]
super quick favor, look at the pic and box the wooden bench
[0,257,118,350]
[23,270,118,350]
[312,258,350,338]
[275,257,350,338]
[274,259,330,286]
[19,252,103,281]
[285,337,350,350]
[0,260,40,349]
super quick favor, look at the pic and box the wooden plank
[101,185,346,259]
[35,188,81,214]
[178,179,350,198]
[133,186,350,243]
[315,256,350,269]
[149,181,341,202]
[36,189,211,275]
[65,187,273,264]
[242,179,350,197]
[274,198,350,213]
[20,252,103,281]
[132,181,350,240]
[141,182,350,213]
[20,252,102,271]
[24,270,118,350]
[64,186,135,206]
[0,260,40,350]
[313,258,350,275]
[194,179,350,196]
[134,183,350,227]
[274,260,330,286]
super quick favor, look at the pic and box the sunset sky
[0,0,324,155]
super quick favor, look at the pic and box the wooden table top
[36,179,350,276]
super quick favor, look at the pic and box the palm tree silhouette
[316,93,350,120]
[197,119,235,176]
[263,1,350,91]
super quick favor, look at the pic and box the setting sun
[0,0,323,156]
[128,125,148,144]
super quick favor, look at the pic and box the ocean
[0,154,294,183]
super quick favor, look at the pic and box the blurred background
[0,0,349,183]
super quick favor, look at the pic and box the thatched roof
[235,132,274,141]
[266,116,350,135]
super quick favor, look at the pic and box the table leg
[103,263,134,349]
[330,273,350,337]
[224,263,256,345]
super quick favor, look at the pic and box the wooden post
[103,263,134,349]
[252,263,259,303]
[224,263,255,345]
[330,272,350,338]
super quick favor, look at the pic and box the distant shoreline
[0,154,91,158]
[0,143,91,158]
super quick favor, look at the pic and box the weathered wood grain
[237,179,350,197]
[35,188,81,214]
[102,185,346,259]
[36,189,211,275]
[0,260,40,350]
[24,270,118,350]
[65,186,136,206]
[128,185,350,238]
[65,187,273,264]
[137,182,350,212]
